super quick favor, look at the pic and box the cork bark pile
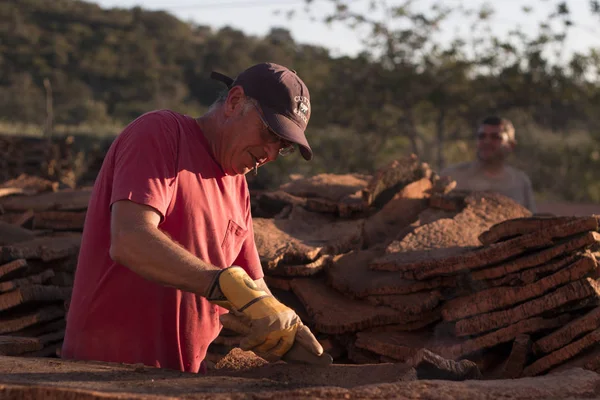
[2,154,600,381]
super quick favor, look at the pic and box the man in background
[440,116,536,212]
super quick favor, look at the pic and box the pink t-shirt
[62,110,263,373]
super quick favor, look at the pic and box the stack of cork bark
[0,134,107,188]
[211,155,600,378]
[0,174,89,358]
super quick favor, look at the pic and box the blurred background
[1,0,599,207]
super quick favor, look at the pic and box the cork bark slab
[454,278,600,337]
[363,178,431,247]
[327,249,457,298]
[12,317,66,337]
[0,221,36,246]
[253,217,363,270]
[0,305,64,335]
[0,188,91,212]
[279,173,370,203]
[410,348,482,381]
[0,269,55,293]
[263,276,292,291]
[523,327,600,377]
[0,285,72,313]
[354,331,460,362]
[374,219,598,280]
[290,278,412,334]
[0,174,58,194]
[366,309,442,332]
[479,216,581,245]
[442,254,597,321]
[21,341,63,358]
[0,259,28,281]
[266,255,332,277]
[0,234,82,263]
[483,252,583,287]
[0,336,42,356]
[534,306,600,355]
[366,291,442,315]
[32,211,86,231]
[429,191,469,211]
[391,192,532,254]
[361,155,430,207]
[501,334,532,379]
[470,232,600,281]
[254,190,307,217]
[443,314,571,360]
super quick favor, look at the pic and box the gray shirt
[440,161,536,213]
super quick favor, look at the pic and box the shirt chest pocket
[221,219,248,266]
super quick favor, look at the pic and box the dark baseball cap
[210,62,313,161]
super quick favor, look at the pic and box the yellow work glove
[206,266,323,362]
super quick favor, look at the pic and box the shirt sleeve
[110,110,178,220]
[232,194,264,280]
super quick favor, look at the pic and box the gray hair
[208,89,257,116]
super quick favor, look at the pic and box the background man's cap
[211,62,313,161]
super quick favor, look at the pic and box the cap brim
[262,106,313,161]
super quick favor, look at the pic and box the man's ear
[223,86,246,117]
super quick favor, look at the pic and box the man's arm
[109,199,220,296]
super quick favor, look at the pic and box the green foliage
[1,0,600,202]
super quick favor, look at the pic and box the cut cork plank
[0,221,36,246]
[0,259,28,281]
[0,285,72,313]
[38,329,65,345]
[391,192,532,253]
[372,218,598,280]
[366,308,442,332]
[0,174,59,194]
[0,233,82,263]
[479,216,580,245]
[363,178,431,247]
[253,217,363,270]
[0,336,42,356]
[443,314,571,360]
[11,210,35,227]
[21,341,63,358]
[366,291,442,315]
[523,326,600,377]
[12,317,66,337]
[500,334,532,379]
[327,249,457,298]
[354,331,461,362]
[442,253,597,321]
[471,232,600,281]
[0,306,65,335]
[483,252,583,287]
[290,278,415,334]
[0,269,55,293]
[0,188,91,212]
[267,255,332,277]
[410,348,482,381]
[454,278,600,337]
[534,306,600,355]
[32,211,86,231]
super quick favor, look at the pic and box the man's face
[219,96,294,176]
[476,124,513,164]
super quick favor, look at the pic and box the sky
[92,0,599,59]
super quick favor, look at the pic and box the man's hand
[206,266,323,361]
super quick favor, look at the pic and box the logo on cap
[294,96,310,124]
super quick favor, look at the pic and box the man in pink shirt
[62,63,323,373]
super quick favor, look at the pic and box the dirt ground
[1,356,600,399]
